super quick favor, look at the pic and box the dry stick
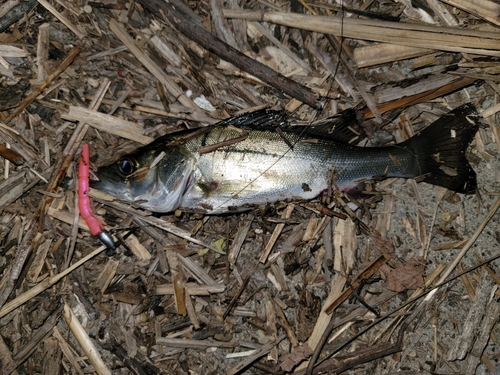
[136,0,320,109]
[62,301,112,375]
[0,246,106,319]
[223,10,500,55]
[363,77,476,119]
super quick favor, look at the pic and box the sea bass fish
[92,104,479,214]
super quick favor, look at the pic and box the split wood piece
[0,44,29,58]
[149,35,182,68]
[26,238,52,282]
[274,301,299,347]
[124,234,152,261]
[155,82,170,113]
[184,289,201,329]
[157,337,237,349]
[177,254,218,286]
[333,217,358,275]
[155,283,224,295]
[354,43,433,68]
[0,245,106,319]
[266,298,279,361]
[456,263,476,301]
[363,77,476,119]
[48,206,94,232]
[326,33,383,122]
[87,96,217,123]
[137,0,320,109]
[259,203,294,263]
[375,74,461,104]
[62,301,111,375]
[223,10,500,56]
[1,305,62,375]
[165,248,186,316]
[210,0,238,49]
[426,0,459,26]
[107,87,132,116]
[441,0,500,27]
[173,273,187,316]
[225,334,286,375]
[95,258,120,294]
[228,214,253,266]
[36,23,49,82]
[0,143,23,165]
[62,106,154,144]
[52,327,86,375]
[109,19,206,119]
[37,0,86,39]
[325,253,390,314]
[447,269,495,361]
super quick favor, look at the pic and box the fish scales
[181,127,419,212]
[92,104,479,214]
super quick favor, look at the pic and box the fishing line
[210,1,346,212]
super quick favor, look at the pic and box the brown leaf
[280,343,314,372]
[379,257,426,292]
[370,230,396,257]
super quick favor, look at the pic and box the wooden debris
[1,0,500,373]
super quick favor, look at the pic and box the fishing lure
[78,143,116,249]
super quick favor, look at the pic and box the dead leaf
[379,257,426,292]
[370,230,396,257]
[280,343,314,372]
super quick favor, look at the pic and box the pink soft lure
[78,143,115,249]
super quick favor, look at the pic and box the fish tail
[400,103,479,194]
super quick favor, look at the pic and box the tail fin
[401,103,479,194]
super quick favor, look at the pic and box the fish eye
[118,159,136,175]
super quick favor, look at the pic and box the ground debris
[0,0,499,374]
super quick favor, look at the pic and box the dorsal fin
[222,108,363,144]
[292,108,363,144]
